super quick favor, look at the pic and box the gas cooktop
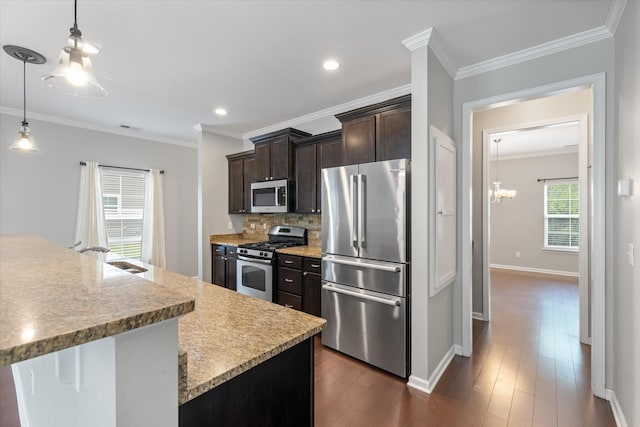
[237,225,308,260]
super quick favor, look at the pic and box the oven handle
[237,255,272,265]
[322,284,400,306]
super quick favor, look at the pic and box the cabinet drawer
[278,267,302,295]
[212,244,226,256]
[226,246,238,259]
[277,291,302,311]
[303,257,321,274]
[278,254,302,269]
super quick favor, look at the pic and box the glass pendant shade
[42,46,106,97]
[489,138,517,204]
[10,123,39,152]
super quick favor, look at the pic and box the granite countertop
[0,235,195,367]
[132,264,327,404]
[209,233,260,246]
[276,245,322,259]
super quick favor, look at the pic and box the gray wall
[489,153,579,274]
[199,130,245,283]
[613,1,639,425]
[453,37,615,384]
[427,49,455,375]
[471,90,591,312]
[0,113,198,276]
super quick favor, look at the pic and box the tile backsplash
[242,214,321,246]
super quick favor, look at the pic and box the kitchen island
[0,235,326,426]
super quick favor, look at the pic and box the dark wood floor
[314,270,616,427]
[0,270,616,427]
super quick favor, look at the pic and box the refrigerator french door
[321,159,410,378]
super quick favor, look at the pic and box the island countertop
[132,263,327,404]
[0,235,195,367]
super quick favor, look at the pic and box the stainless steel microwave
[250,179,291,213]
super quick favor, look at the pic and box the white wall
[198,130,245,283]
[453,37,615,383]
[489,153,579,274]
[471,89,592,312]
[0,113,198,276]
[613,1,640,425]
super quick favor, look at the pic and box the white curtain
[75,161,108,256]
[141,169,166,268]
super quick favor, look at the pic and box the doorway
[460,73,606,398]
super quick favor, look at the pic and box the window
[544,182,579,251]
[101,169,145,259]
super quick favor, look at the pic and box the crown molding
[0,106,197,148]
[456,25,613,80]
[242,84,411,140]
[198,124,242,139]
[401,28,433,51]
[605,0,628,35]
[402,28,457,79]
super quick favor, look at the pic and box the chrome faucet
[78,246,111,253]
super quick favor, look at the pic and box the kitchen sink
[107,261,148,274]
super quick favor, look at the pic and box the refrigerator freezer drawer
[321,282,408,378]
[321,254,408,297]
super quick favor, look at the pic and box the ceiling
[489,123,580,159]
[0,1,614,144]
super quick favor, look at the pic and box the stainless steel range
[236,225,307,302]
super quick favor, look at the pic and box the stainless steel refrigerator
[321,158,410,378]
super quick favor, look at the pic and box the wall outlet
[263,223,267,230]
[250,223,256,230]
[515,251,521,258]
[227,222,233,230]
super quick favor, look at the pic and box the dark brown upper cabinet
[293,130,342,214]
[226,150,256,214]
[335,94,411,165]
[250,128,311,182]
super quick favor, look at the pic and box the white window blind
[544,182,579,251]
[100,169,146,259]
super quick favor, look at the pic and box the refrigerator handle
[358,174,365,247]
[350,175,358,248]
[322,284,400,306]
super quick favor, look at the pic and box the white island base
[11,318,180,427]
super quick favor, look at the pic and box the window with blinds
[101,169,146,259]
[544,182,579,251]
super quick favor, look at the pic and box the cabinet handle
[284,260,293,264]
[303,272,307,276]
[311,264,320,268]
[311,209,315,213]
[270,176,273,180]
[284,278,293,283]
[317,209,321,213]
[284,304,293,308]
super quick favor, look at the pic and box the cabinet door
[302,272,321,317]
[295,144,317,213]
[228,158,244,213]
[270,136,291,180]
[213,254,227,287]
[343,115,375,166]
[316,136,343,213]
[255,142,271,181]
[243,156,256,213]
[376,106,411,161]
[226,256,237,291]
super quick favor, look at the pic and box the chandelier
[490,138,517,204]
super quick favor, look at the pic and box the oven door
[236,256,273,302]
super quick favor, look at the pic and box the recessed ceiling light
[214,108,228,116]
[323,60,340,71]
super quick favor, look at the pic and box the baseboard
[454,344,463,355]
[407,345,456,394]
[490,263,579,278]
[472,311,486,321]
[606,389,629,427]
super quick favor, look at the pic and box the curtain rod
[537,176,577,183]
[79,161,165,174]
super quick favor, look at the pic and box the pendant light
[489,138,517,204]
[3,45,47,152]
[42,0,107,97]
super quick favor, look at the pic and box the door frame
[460,72,606,398]
[481,114,590,346]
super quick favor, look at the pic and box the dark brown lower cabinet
[277,254,321,317]
[211,244,237,290]
[179,338,314,427]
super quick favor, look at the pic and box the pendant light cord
[494,139,501,182]
[22,58,27,126]
[74,0,77,27]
